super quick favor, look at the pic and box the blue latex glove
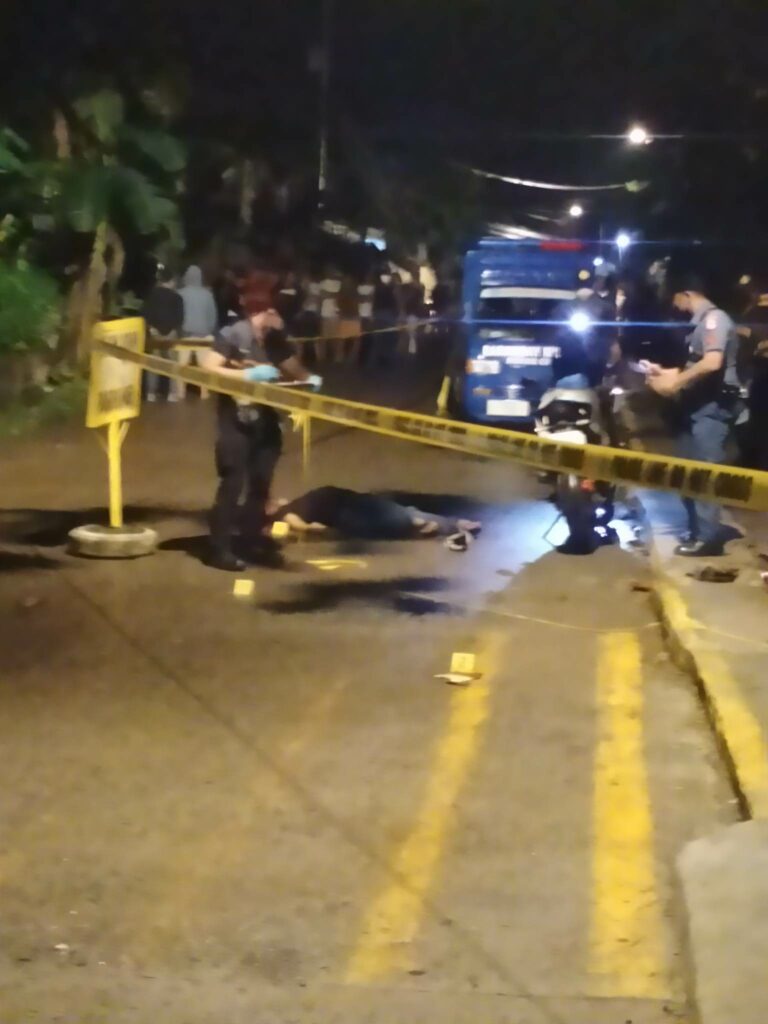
[307,374,323,392]
[244,364,280,383]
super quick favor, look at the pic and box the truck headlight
[568,311,592,333]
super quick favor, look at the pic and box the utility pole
[317,0,334,210]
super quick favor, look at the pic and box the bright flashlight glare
[569,311,592,333]
[616,231,631,251]
[627,124,650,146]
[593,256,604,268]
[569,203,584,218]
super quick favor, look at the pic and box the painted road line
[696,647,768,819]
[657,580,768,819]
[589,631,671,999]
[344,634,500,984]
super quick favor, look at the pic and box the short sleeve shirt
[686,305,739,410]
[358,283,374,319]
[320,278,341,319]
[213,320,294,430]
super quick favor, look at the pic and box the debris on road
[445,530,474,552]
[233,579,255,598]
[686,566,739,584]
[435,672,476,687]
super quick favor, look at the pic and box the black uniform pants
[210,418,281,555]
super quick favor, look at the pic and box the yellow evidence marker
[450,652,476,675]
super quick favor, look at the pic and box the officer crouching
[201,307,320,572]
[646,275,741,557]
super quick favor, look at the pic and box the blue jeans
[679,405,733,543]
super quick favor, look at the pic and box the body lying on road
[269,487,481,543]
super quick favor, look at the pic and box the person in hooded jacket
[175,265,219,400]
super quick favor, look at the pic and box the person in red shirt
[237,262,280,318]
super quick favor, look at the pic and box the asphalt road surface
[0,359,736,1023]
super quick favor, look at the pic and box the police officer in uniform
[647,277,740,557]
[202,307,320,571]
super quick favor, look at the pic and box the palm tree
[0,89,185,364]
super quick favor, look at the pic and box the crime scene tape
[155,312,725,351]
[97,340,768,512]
[153,319,434,352]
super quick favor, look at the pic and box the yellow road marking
[697,648,768,817]
[589,631,671,999]
[306,558,369,571]
[344,634,500,983]
[658,581,768,818]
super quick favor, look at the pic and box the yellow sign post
[86,318,145,528]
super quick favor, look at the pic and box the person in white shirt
[358,272,375,364]
[319,269,342,363]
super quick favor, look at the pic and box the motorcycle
[534,374,616,553]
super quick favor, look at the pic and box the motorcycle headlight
[539,399,592,425]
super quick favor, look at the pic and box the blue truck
[446,238,602,423]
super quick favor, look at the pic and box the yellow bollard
[436,374,451,416]
[105,419,130,529]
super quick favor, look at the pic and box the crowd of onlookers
[141,259,458,399]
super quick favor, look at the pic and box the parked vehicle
[534,375,616,553]
[447,238,601,424]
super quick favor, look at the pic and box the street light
[616,231,632,252]
[569,202,584,218]
[627,124,651,146]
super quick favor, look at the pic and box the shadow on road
[258,576,453,616]
[0,550,62,574]
[159,533,210,560]
[0,506,204,546]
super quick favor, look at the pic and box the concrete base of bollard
[68,524,158,559]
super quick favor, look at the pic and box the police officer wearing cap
[647,276,740,557]
[201,306,321,572]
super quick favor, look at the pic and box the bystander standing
[276,271,303,333]
[738,276,768,470]
[319,267,342,364]
[647,276,741,556]
[176,265,218,400]
[357,271,375,363]
[372,270,400,366]
[142,266,184,402]
[336,273,361,363]
[201,306,320,572]
[400,269,425,357]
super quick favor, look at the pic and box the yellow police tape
[157,319,430,351]
[96,339,768,512]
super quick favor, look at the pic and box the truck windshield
[476,289,574,323]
